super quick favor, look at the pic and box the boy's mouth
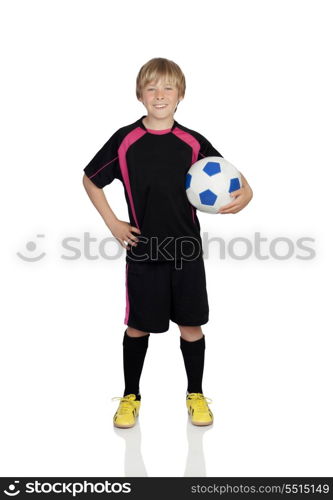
[153,104,168,109]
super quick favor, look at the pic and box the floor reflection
[113,416,213,477]
[113,423,148,477]
[184,419,213,477]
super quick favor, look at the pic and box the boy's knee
[126,326,150,337]
[178,325,203,341]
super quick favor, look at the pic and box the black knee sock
[123,329,150,400]
[180,335,205,394]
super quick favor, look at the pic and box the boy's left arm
[218,172,253,214]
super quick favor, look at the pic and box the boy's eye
[146,86,173,91]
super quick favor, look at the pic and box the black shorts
[124,258,209,333]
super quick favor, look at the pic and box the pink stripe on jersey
[172,127,201,164]
[88,156,119,179]
[191,205,196,223]
[172,127,200,226]
[124,262,130,324]
[118,127,146,230]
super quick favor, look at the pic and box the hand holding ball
[185,157,242,214]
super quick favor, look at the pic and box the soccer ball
[185,156,242,214]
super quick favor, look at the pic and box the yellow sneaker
[112,394,141,428]
[186,393,213,426]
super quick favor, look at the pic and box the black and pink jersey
[83,115,223,263]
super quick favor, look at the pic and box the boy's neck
[142,115,174,130]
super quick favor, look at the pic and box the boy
[82,57,253,429]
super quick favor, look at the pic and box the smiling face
[138,77,183,122]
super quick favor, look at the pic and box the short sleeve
[83,131,121,188]
[198,134,224,159]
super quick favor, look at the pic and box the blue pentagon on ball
[229,177,241,192]
[203,161,221,176]
[185,173,192,189]
[199,189,217,206]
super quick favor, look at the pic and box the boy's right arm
[82,174,140,249]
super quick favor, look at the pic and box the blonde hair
[136,57,186,100]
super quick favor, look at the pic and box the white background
[1,0,332,477]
